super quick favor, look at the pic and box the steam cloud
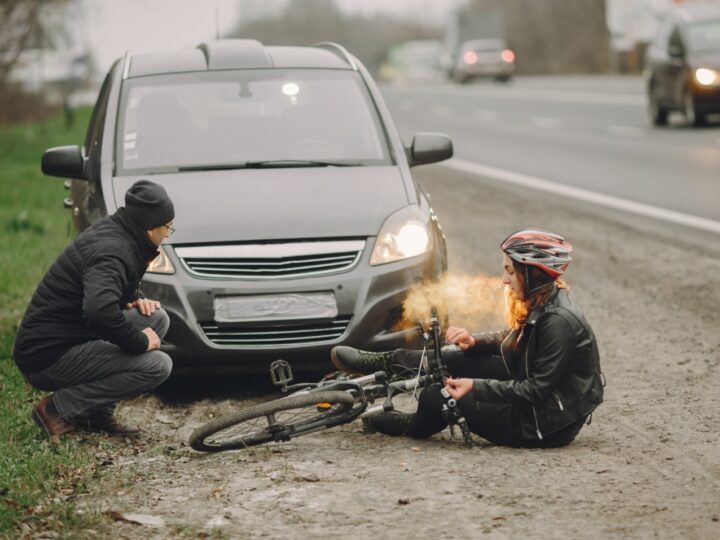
[398,272,505,335]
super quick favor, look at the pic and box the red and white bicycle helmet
[500,228,572,279]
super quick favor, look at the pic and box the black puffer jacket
[13,208,159,374]
[470,287,604,440]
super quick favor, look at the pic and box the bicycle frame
[267,308,474,448]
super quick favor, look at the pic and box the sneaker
[32,395,74,442]
[362,411,414,437]
[330,346,393,375]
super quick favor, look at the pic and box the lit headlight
[370,206,432,266]
[147,245,175,274]
[695,68,719,86]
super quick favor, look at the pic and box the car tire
[648,86,668,126]
[683,88,706,127]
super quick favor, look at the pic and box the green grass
[0,108,106,537]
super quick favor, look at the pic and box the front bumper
[141,243,435,374]
[459,62,514,77]
[693,84,720,113]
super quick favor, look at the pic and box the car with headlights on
[646,1,720,126]
[40,40,452,374]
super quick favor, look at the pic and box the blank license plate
[214,292,338,324]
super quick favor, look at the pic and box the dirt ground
[69,165,719,539]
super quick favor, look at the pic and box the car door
[665,25,690,107]
[648,21,675,107]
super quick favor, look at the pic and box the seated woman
[331,229,604,448]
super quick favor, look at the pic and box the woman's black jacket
[13,209,159,374]
[470,287,604,440]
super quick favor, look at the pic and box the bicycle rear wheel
[189,390,355,452]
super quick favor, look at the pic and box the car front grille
[174,240,365,279]
[199,316,352,346]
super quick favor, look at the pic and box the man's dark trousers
[26,308,172,422]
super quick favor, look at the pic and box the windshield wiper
[247,160,364,168]
[178,160,364,172]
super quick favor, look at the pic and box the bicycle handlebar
[427,307,474,448]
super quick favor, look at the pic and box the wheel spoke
[190,390,355,451]
[204,400,342,447]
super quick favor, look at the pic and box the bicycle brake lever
[382,381,395,412]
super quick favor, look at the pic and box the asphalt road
[380,76,720,225]
[81,161,720,539]
[65,75,720,538]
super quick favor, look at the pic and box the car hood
[688,51,720,70]
[111,166,410,243]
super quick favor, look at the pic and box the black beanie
[124,180,175,230]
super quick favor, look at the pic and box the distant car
[645,2,720,126]
[450,38,515,84]
[41,40,452,374]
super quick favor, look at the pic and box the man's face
[502,253,524,298]
[146,222,173,247]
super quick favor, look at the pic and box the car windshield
[116,69,391,174]
[685,19,720,52]
[464,40,505,52]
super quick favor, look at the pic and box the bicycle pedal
[270,359,293,391]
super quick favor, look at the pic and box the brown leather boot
[32,395,74,442]
[81,414,141,436]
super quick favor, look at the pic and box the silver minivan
[41,40,452,373]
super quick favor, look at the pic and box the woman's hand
[445,327,476,350]
[127,298,161,316]
[445,377,473,400]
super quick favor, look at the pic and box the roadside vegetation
[0,107,106,537]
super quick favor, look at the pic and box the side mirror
[41,145,86,179]
[407,133,453,167]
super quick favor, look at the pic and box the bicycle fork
[440,387,474,448]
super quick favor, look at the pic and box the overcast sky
[76,0,464,73]
[75,0,682,74]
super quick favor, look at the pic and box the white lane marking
[532,116,560,129]
[442,158,720,234]
[385,84,644,107]
[433,105,451,117]
[475,109,498,121]
[607,125,646,138]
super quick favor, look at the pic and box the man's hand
[142,328,161,351]
[127,298,161,316]
[445,327,476,350]
[445,377,473,400]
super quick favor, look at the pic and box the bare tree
[227,0,441,74]
[0,0,73,86]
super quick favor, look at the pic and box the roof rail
[313,42,357,70]
[122,50,132,79]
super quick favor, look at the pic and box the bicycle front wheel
[189,390,355,452]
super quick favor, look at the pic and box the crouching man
[13,180,176,441]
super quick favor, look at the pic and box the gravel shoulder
[72,165,720,539]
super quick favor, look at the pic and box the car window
[464,40,505,52]
[84,69,113,159]
[684,18,720,52]
[84,67,114,181]
[116,69,391,174]
[670,25,685,46]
